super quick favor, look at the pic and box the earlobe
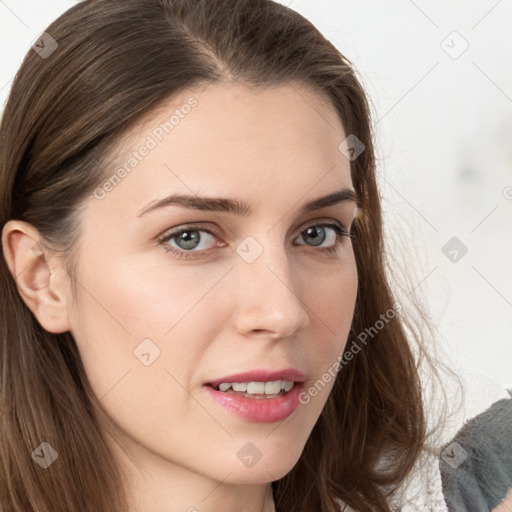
[1,220,72,334]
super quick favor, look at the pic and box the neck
[108,432,276,512]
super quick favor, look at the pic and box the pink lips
[203,368,305,423]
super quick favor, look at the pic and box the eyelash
[156,220,353,260]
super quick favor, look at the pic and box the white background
[1,1,511,413]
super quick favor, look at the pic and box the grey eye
[302,226,327,247]
[164,229,217,252]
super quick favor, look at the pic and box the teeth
[247,382,265,394]
[264,381,282,394]
[215,380,295,394]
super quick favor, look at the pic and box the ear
[1,220,72,333]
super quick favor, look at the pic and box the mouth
[202,368,305,422]
[204,368,305,398]
[205,379,296,399]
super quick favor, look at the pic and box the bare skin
[2,81,359,511]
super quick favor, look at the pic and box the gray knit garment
[440,395,512,512]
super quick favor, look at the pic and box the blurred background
[1,0,511,428]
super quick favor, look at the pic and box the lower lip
[202,383,304,423]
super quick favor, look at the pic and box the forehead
[96,81,353,214]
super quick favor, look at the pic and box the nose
[232,242,311,340]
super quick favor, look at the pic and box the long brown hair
[0,0,447,510]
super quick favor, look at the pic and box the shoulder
[334,450,449,511]
[440,395,512,511]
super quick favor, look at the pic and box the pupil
[177,230,200,250]
[305,226,325,246]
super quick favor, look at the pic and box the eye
[157,223,223,259]
[156,220,352,260]
[294,222,352,255]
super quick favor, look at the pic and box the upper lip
[205,368,305,388]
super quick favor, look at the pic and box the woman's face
[67,81,359,485]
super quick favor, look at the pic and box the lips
[202,368,306,423]
[203,380,304,423]
[205,368,306,389]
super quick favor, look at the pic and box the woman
[0,0,448,510]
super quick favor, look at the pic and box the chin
[208,442,304,485]
[222,460,298,485]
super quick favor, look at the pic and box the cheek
[305,257,358,349]
[75,255,224,338]
[67,260,223,444]
[68,258,232,385]
[296,257,357,412]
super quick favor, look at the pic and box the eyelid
[296,217,349,236]
[156,222,223,244]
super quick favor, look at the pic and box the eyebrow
[137,188,359,218]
